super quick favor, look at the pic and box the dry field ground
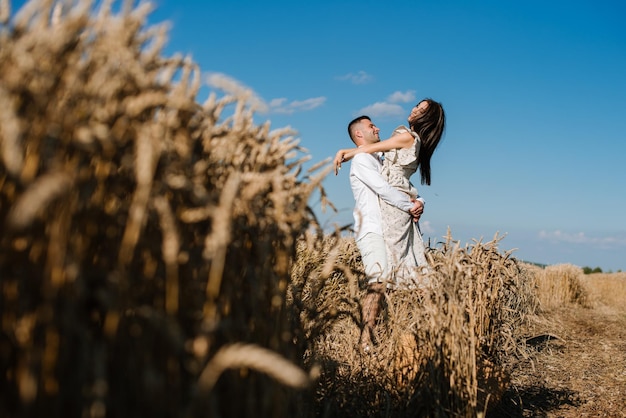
[494,272,626,417]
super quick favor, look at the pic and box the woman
[334,98,446,290]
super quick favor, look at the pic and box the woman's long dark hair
[410,98,446,185]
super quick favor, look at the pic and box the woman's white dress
[379,125,429,289]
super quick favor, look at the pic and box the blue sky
[12,0,626,271]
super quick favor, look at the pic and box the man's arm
[351,154,422,213]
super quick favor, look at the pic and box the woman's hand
[333,149,351,175]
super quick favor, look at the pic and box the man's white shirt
[349,152,424,241]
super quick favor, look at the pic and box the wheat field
[0,1,607,417]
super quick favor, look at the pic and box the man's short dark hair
[348,115,370,143]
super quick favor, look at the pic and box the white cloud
[268,96,326,114]
[387,90,416,104]
[268,98,287,107]
[538,230,626,249]
[538,230,587,244]
[336,70,374,84]
[357,102,405,118]
[354,90,418,120]
[420,220,435,234]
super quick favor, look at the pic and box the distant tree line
[582,266,622,274]
[522,263,622,275]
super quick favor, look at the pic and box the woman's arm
[333,131,414,174]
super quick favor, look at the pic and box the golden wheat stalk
[6,171,73,230]
[0,0,9,24]
[197,343,314,393]
[0,85,23,176]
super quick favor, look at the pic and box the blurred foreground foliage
[1,1,326,416]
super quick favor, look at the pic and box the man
[345,115,424,351]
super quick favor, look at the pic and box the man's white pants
[356,232,388,286]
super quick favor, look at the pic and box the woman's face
[408,101,429,124]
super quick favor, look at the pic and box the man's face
[359,119,380,145]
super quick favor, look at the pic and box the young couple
[333,98,446,351]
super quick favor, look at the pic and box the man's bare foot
[359,326,376,353]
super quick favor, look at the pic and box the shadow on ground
[489,385,581,417]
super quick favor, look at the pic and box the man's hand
[409,199,424,222]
